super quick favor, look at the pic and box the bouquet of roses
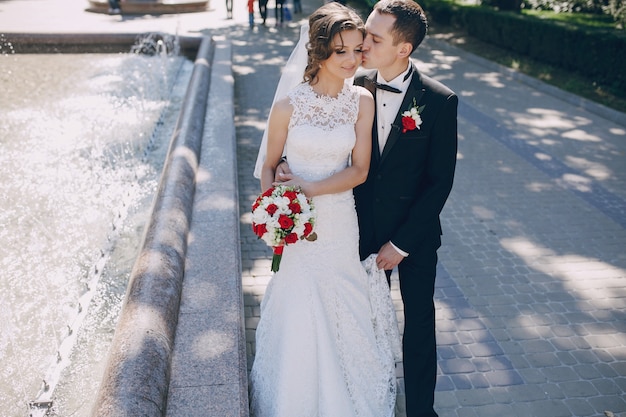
[251,184,317,272]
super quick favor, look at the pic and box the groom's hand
[376,242,404,271]
[274,160,292,182]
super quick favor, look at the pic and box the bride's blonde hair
[303,2,365,84]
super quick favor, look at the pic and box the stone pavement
[230,9,626,417]
[2,0,625,416]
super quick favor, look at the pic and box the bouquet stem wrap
[271,246,284,272]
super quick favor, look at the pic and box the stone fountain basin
[3,32,246,417]
[87,0,209,14]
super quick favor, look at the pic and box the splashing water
[0,46,192,416]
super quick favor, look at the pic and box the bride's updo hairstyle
[303,2,365,84]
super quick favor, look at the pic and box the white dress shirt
[375,63,413,258]
[375,63,413,156]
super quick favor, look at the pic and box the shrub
[419,0,626,93]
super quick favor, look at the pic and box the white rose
[267,216,280,230]
[262,234,276,246]
[292,223,305,237]
[275,196,291,212]
[252,208,270,225]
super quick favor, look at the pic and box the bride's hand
[273,173,311,194]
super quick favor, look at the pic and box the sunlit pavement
[2,0,625,416]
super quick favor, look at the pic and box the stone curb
[91,35,215,417]
[165,37,249,417]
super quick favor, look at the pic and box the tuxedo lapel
[363,75,382,165]
[379,63,426,166]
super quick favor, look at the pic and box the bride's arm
[261,97,292,191]
[279,89,374,197]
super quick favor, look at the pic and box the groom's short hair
[373,0,428,54]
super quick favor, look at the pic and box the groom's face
[362,11,400,71]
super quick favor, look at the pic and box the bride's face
[319,29,364,80]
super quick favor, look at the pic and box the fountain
[86,0,209,14]
[0,32,210,417]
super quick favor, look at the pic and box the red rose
[288,202,301,213]
[278,214,294,229]
[252,200,260,211]
[253,223,267,237]
[283,190,298,201]
[284,232,298,244]
[303,222,313,236]
[402,116,416,133]
[266,203,278,215]
[262,187,275,197]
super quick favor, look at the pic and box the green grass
[522,9,619,31]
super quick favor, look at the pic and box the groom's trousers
[396,241,440,417]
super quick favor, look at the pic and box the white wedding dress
[249,81,401,417]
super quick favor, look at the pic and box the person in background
[248,0,255,27]
[259,0,269,25]
[274,0,284,26]
[226,0,233,18]
[293,0,301,14]
[107,0,121,14]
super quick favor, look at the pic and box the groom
[354,1,457,416]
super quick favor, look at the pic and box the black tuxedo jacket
[354,63,458,259]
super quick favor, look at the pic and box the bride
[250,3,401,416]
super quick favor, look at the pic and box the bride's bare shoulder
[271,95,294,116]
[354,85,373,100]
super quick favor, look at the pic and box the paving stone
[563,398,597,416]
[587,395,626,415]
[572,363,603,380]
[468,373,490,389]
[451,374,473,390]
[484,370,524,387]
[506,384,547,402]
[555,351,578,366]
[456,408,479,417]
[559,380,600,398]
[436,375,455,392]
[471,403,516,416]
[540,383,566,399]
[529,399,573,417]
[571,349,601,364]
[521,339,557,354]
[526,352,563,367]
[542,366,581,383]
[454,389,494,407]
[592,378,622,395]
[434,390,460,409]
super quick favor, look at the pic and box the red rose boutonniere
[401,98,425,133]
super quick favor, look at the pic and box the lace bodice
[284,82,360,182]
[288,81,359,130]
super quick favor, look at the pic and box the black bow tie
[374,82,402,94]
[373,66,413,94]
